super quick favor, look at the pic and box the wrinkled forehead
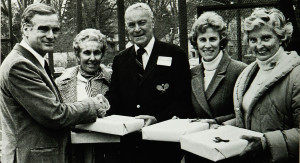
[125,8,152,22]
[30,14,59,26]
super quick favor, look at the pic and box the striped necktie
[136,48,146,79]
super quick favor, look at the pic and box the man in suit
[108,3,192,163]
[0,3,109,163]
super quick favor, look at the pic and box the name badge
[157,56,172,66]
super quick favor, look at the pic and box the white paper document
[180,125,263,162]
[75,115,144,136]
[142,119,209,142]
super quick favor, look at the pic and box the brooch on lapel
[156,83,169,94]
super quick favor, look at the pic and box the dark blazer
[108,40,192,122]
[191,52,247,124]
[0,44,98,163]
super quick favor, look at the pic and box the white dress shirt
[134,37,155,69]
[20,40,45,67]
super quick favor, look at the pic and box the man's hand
[135,115,157,127]
[240,135,265,158]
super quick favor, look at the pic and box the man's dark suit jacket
[108,39,192,122]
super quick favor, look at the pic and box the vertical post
[236,0,242,61]
[8,0,13,49]
[117,0,125,51]
[178,0,188,55]
[76,0,83,33]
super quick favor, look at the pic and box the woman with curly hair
[189,11,247,127]
[185,11,247,163]
[233,8,299,163]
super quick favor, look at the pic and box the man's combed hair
[21,3,57,25]
[125,2,154,20]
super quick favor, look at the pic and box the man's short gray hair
[125,3,154,20]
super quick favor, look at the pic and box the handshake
[93,94,110,118]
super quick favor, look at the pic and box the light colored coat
[0,44,98,163]
[55,65,110,103]
[233,51,300,163]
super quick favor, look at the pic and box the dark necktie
[44,60,63,102]
[136,48,146,79]
[44,61,53,80]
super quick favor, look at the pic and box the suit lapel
[191,65,213,117]
[14,44,63,102]
[139,40,160,86]
[205,53,230,100]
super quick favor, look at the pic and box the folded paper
[142,119,209,142]
[71,131,120,144]
[180,125,263,162]
[75,115,144,136]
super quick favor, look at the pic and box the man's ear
[151,19,155,28]
[22,23,31,37]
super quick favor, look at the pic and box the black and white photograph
[0,0,299,163]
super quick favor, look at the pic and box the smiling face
[125,9,154,47]
[248,25,282,61]
[197,27,221,62]
[23,14,60,56]
[77,41,103,74]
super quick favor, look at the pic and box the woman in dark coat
[185,11,247,163]
[189,11,247,126]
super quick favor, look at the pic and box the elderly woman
[234,8,299,163]
[56,28,111,163]
[184,11,247,163]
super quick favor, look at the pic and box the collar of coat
[234,51,300,128]
[56,65,111,85]
[190,51,231,117]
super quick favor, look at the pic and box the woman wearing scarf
[56,28,112,163]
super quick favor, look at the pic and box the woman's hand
[135,115,157,127]
[95,94,110,111]
[199,119,219,129]
[240,135,266,159]
[94,94,110,118]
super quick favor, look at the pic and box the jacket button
[137,104,140,108]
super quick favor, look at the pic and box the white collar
[20,40,45,67]
[202,50,223,71]
[256,47,285,71]
[77,71,88,83]
[134,36,155,56]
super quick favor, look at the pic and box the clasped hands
[93,94,110,118]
